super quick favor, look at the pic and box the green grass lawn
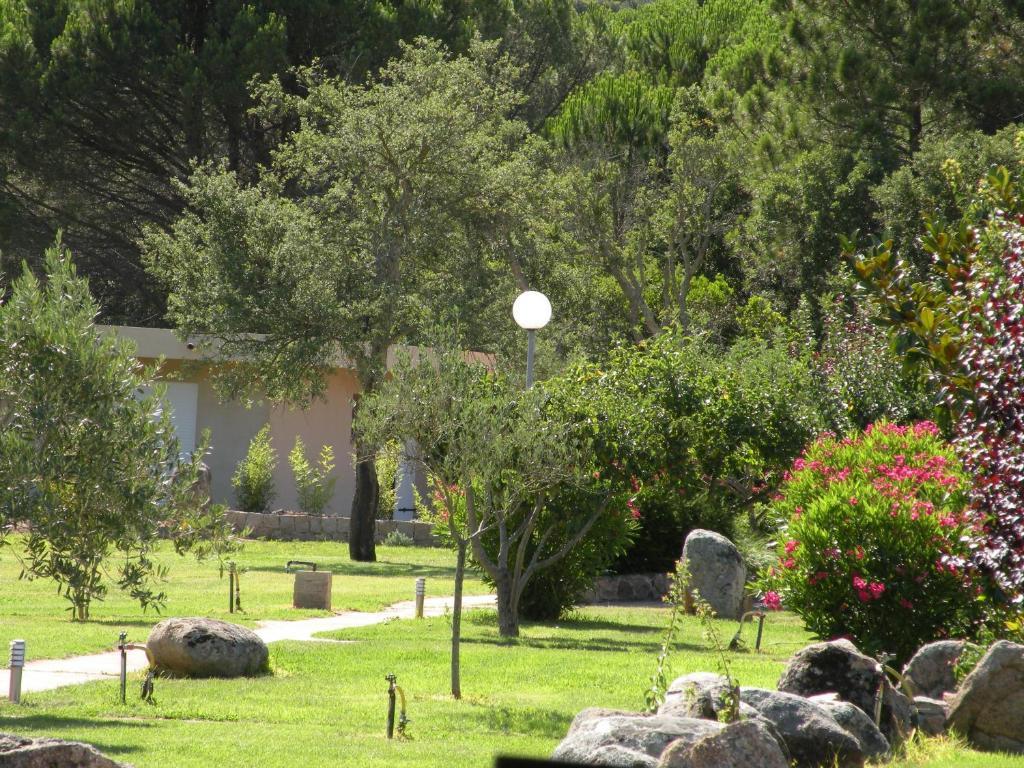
[0,538,489,659]
[1,606,813,767]
[1,541,1022,768]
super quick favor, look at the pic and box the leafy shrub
[548,331,825,575]
[516,486,636,620]
[382,530,414,547]
[952,214,1024,603]
[762,421,986,663]
[813,296,930,432]
[851,162,1024,604]
[232,425,277,513]
[288,436,337,516]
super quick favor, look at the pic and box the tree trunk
[494,569,519,638]
[451,539,466,699]
[349,394,378,562]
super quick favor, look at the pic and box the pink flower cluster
[852,574,885,603]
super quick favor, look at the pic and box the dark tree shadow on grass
[2,715,152,756]
[244,560,472,581]
[473,704,572,740]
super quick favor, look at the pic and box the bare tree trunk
[349,394,378,562]
[451,539,466,699]
[494,569,519,638]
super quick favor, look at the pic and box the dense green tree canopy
[145,39,547,560]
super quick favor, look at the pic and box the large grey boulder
[740,688,865,768]
[551,708,725,766]
[807,693,889,760]
[902,640,969,699]
[0,734,129,768]
[778,639,913,745]
[147,617,269,678]
[681,529,746,620]
[947,640,1024,753]
[656,719,789,768]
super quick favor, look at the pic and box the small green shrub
[516,487,636,621]
[383,530,414,547]
[761,421,986,663]
[288,436,337,516]
[232,425,277,513]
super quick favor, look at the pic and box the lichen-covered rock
[807,693,889,760]
[0,733,129,768]
[739,688,865,768]
[947,640,1024,753]
[656,719,789,768]
[147,617,269,678]
[659,673,735,720]
[913,696,949,737]
[902,640,968,700]
[681,529,746,620]
[551,708,725,766]
[778,639,913,745]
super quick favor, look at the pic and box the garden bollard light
[8,639,25,704]
[228,561,236,614]
[118,632,128,704]
[415,577,426,619]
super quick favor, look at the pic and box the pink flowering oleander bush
[761,420,987,663]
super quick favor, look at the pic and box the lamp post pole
[526,329,537,389]
[513,290,551,390]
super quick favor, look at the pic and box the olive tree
[357,352,615,654]
[0,244,233,620]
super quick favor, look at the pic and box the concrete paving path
[0,594,495,695]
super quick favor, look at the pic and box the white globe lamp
[512,290,551,388]
[512,291,552,331]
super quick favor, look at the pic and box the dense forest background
[4,0,1024,362]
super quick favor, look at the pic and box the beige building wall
[105,326,358,516]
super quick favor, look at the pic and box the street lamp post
[512,290,551,388]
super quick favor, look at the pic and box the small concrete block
[279,515,295,532]
[293,516,310,534]
[293,571,332,610]
[376,520,397,536]
[321,517,338,534]
[412,522,434,543]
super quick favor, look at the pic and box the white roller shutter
[139,382,199,456]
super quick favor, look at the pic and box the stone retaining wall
[225,510,440,545]
[581,573,670,603]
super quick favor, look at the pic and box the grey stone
[778,639,913,745]
[656,719,789,768]
[681,529,746,620]
[913,696,949,737]
[740,687,865,768]
[147,617,269,678]
[902,640,969,700]
[0,733,129,768]
[808,693,890,759]
[947,640,1024,753]
[552,708,725,766]
[659,673,738,721]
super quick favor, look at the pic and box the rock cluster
[552,637,1024,765]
